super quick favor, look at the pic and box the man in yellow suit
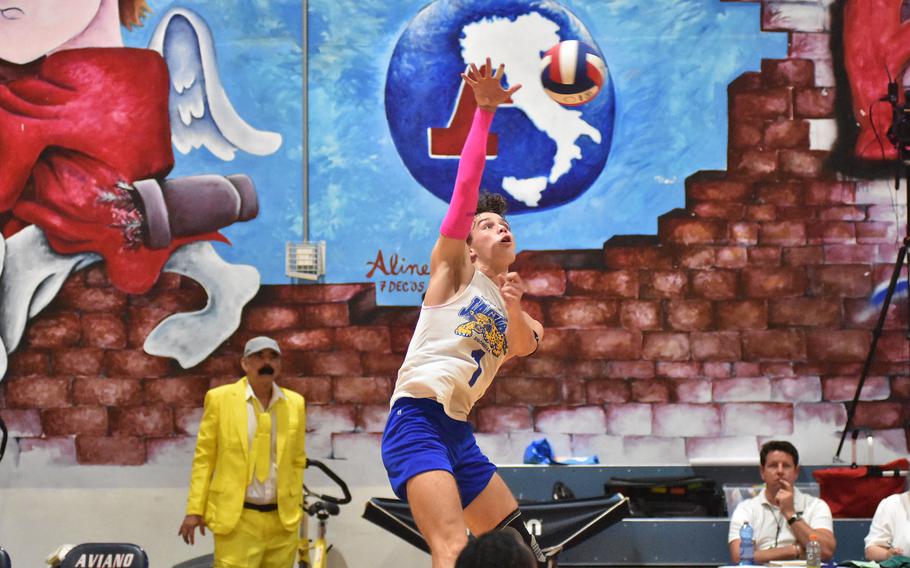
[178,336,307,567]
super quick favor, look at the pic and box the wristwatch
[787,513,801,526]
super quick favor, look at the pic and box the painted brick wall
[1,0,907,466]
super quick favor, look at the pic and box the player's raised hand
[497,271,525,311]
[462,58,522,111]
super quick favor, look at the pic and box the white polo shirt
[865,492,910,553]
[728,486,834,549]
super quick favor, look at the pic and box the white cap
[243,336,282,357]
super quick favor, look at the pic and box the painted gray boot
[130,174,259,249]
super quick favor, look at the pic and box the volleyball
[540,40,607,106]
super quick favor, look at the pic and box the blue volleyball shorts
[381,397,496,508]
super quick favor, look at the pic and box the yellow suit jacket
[185,377,307,534]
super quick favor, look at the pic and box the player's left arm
[501,272,544,358]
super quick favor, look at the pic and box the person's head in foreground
[455,530,536,568]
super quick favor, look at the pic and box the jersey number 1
[468,349,484,387]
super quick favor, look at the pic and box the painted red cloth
[0,48,223,294]
[844,0,910,160]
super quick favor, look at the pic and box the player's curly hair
[466,192,509,245]
[476,191,508,217]
[119,0,151,29]
[455,531,535,568]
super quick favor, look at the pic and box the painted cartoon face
[0,0,102,64]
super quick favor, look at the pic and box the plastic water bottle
[806,533,822,568]
[739,522,755,565]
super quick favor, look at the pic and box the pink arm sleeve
[439,107,494,240]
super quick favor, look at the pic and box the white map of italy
[461,12,603,206]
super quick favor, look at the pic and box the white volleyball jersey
[391,269,509,421]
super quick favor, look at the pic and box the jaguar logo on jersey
[385,0,615,214]
[455,296,507,357]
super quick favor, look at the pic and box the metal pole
[302,0,309,243]
[835,154,910,461]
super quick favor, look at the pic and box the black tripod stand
[0,413,6,464]
[835,83,910,462]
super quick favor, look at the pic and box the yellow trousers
[214,508,297,568]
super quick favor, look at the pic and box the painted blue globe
[385,0,615,214]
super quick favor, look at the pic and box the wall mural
[843,0,910,315]
[0,0,791,343]
[0,0,906,487]
[844,0,910,162]
[0,0,301,381]
[311,0,787,304]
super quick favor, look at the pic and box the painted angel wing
[148,8,283,161]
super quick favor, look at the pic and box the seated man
[728,441,836,563]
[864,490,910,561]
